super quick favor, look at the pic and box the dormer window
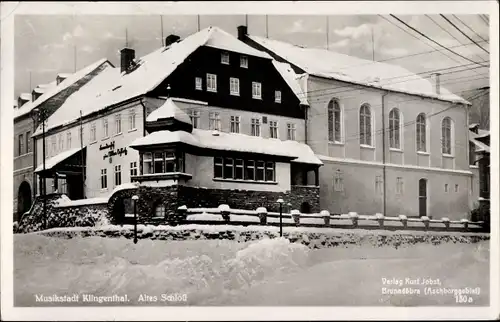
[221,52,230,65]
[275,90,282,103]
[240,56,248,68]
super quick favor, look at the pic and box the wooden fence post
[320,210,330,226]
[375,213,385,228]
[399,214,408,229]
[349,212,359,228]
[421,216,430,230]
[442,217,450,230]
[291,209,300,226]
[219,204,231,222]
[257,207,267,225]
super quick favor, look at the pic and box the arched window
[416,113,427,152]
[359,104,372,146]
[441,117,453,155]
[389,108,401,149]
[328,98,342,143]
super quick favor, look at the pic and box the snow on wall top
[249,35,470,105]
[19,93,31,101]
[146,98,192,124]
[34,27,274,135]
[129,129,323,165]
[34,147,83,173]
[15,58,109,120]
[469,130,490,153]
[272,60,309,106]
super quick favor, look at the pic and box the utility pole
[79,110,85,199]
[326,16,329,50]
[197,15,201,32]
[245,14,248,28]
[266,15,269,38]
[160,16,164,46]
[371,26,375,61]
[74,45,77,72]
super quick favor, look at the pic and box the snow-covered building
[13,59,112,221]
[239,25,475,219]
[30,26,322,220]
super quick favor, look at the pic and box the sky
[14,14,490,101]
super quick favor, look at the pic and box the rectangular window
[230,77,240,96]
[455,184,459,192]
[240,55,248,68]
[115,114,122,134]
[154,152,164,174]
[334,170,344,192]
[51,136,56,156]
[26,131,31,153]
[269,121,278,139]
[230,116,240,133]
[103,118,109,138]
[214,157,275,182]
[114,165,122,186]
[129,109,136,130]
[251,118,261,137]
[189,110,200,129]
[444,183,449,192]
[18,134,24,156]
[223,158,234,179]
[101,169,108,189]
[90,122,97,142]
[221,52,230,64]
[375,175,383,195]
[67,132,71,149]
[287,123,296,140]
[143,152,153,174]
[256,161,265,181]
[275,90,282,103]
[207,74,217,92]
[235,159,244,179]
[265,162,275,181]
[130,161,138,177]
[214,157,223,178]
[195,77,202,90]
[209,112,221,131]
[396,177,404,195]
[58,133,64,151]
[252,82,262,99]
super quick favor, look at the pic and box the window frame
[229,77,240,96]
[130,161,138,177]
[102,118,109,139]
[416,113,427,153]
[209,112,221,131]
[189,109,200,129]
[90,122,97,143]
[114,164,122,187]
[441,117,453,156]
[275,90,282,103]
[26,131,32,153]
[115,114,122,135]
[328,98,342,143]
[359,103,373,147]
[252,82,262,100]
[195,77,203,90]
[334,169,344,192]
[230,115,241,133]
[221,51,230,65]
[389,108,402,150]
[18,134,24,156]
[67,131,72,149]
[287,123,296,140]
[128,109,137,131]
[206,73,217,93]
[100,168,108,190]
[251,118,261,137]
[269,120,279,139]
[240,55,248,68]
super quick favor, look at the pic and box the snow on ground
[14,235,489,306]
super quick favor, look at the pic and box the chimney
[237,25,248,40]
[430,73,441,95]
[165,34,180,47]
[120,47,136,73]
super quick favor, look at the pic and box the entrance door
[17,181,32,220]
[418,178,427,217]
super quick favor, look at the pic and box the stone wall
[178,185,320,213]
[17,194,109,233]
[36,225,490,249]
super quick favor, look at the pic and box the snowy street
[14,234,489,306]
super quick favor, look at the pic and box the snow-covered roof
[469,123,479,129]
[272,60,309,106]
[129,129,323,165]
[15,58,109,120]
[248,35,470,105]
[34,27,274,135]
[34,147,84,173]
[146,98,192,124]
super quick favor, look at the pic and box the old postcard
[1,1,498,320]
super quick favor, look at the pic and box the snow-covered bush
[218,204,231,222]
[291,209,300,225]
[256,207,267,225]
